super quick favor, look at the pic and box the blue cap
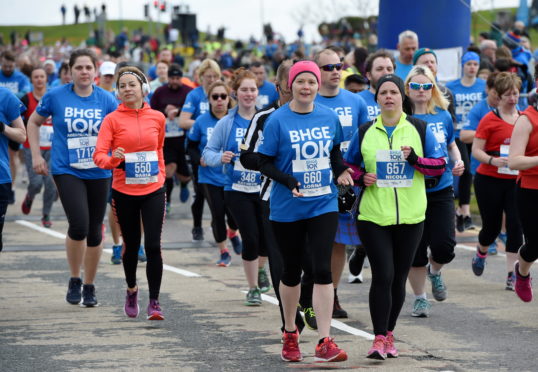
[462,51,480,66]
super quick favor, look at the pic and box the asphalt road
[1,180,537,372]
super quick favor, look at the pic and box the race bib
[39,125,54,148]
[376,150,415,188]
[340,141,350,154]
[292,157,332,197]
[231,160,261,193]
[498,144,519,176]
[124,151,159,184]
[67,136,98,169]
[165,119,183,138]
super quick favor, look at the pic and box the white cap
[99,61,117,76]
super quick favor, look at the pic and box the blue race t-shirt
[413,109,455,192]
[0,70,31,98]
[188,111,227,187]
[384,125,396,137]
[256,80,279,110]
[0,87,25,183]
[182,86,209,120]
[259,103,343,222]
[445,78,486,134]
[395,59,413,81]
[36,83,118,179]
[462,98,493,174]
[315,89,368,157]
[358,89,380,121]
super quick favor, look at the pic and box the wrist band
[488,157,493,165]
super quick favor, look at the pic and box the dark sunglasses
[409,82,433,91]
[211,93,228,100]
[320,63,344,72]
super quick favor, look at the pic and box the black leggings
[191,167,205,228]
[456,138,472,206]
[517,185,538,262]
[474,173,523,253]
[272,212,338,286]
[0,182,11,252]
[202,183,238,243]
[225,191,266,261]
[112,187,166,300]
[54,174,110,246]
[357,220,424,336]
[413,187,456,267]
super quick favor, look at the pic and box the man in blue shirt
[394,30,418,81]
[250,61,278,110]
[0,51,31,99]
[359,49,396,121]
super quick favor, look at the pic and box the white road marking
[15,220,67,239]
[456,243,506,257]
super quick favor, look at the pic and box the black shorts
[163,136,190,177]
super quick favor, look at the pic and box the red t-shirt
[475,110,518,179]
[518,106,538,189]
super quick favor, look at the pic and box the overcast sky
[0,0,521,43]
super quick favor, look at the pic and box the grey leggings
[23,148,56,216]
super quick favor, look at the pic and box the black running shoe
[192,227,204,242]
[456,215,464,233]
[348,246,366,277]
[66,277,82,305]
[464,215,476,230]
[299,304,318,330]
[81,284,98,307]
[332,293,348,319]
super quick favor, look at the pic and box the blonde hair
[405,65,449,114]
[197,59,221,79]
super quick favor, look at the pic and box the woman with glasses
[405,66,464,318]
[202,68,266,306]
[345,74,446,360]
[187,81,240,266]
[471,72,523,290]
[258,60,352,363]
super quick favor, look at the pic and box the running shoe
[428,266,447,301]
[348,246,366,276]
[138,245,147,262]
[147,299,164,320]
[281,329,302,362]
[488,242,498,255]
[348,273,363,283]
[472,247,487,276]
[298,304,317,330]
[66,277,82,305]
[456,214,465,233]
[124,289,139,318]
[385,331,398,358]
[245,287,262,306]
[258,267,272,293]
[180,185,189,203]
[411,298,431,317]
[111,244,122,265]
[216,251,231,267]
[505,272,516,291]
[315,337,347,362]
[166,202,171,215]
[498,232,507,246]
[514,262,533,302]
[464,215,476,230]
[367,335,387,360]
[81,284,98,307]
[41,215,52,228]
[192,226,204,242]
[228,231,243,255]
[21,193,33,215]
[332,292,348,318]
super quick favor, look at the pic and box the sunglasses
[320,63,344,72]
[211,93,228,100]
[409,82,433,91]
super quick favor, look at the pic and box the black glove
[285,175,300,191]
[116,161,125,170]
[0,121,5,134]
[405,146,418,165]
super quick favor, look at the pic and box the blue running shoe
[66,277,82,304]
[230,235,243,255]
[488,242,498,255]
[216,251,231,267]
[111,244,122,265]
[180,185,189,203]
[472,248,487,276]
[138,245,147,262]
[498,232,507,246]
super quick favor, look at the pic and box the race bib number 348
[376,150,414,188]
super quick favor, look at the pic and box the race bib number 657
[376,149,414,188]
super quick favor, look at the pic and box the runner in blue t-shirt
[187,81,241,265]
[27,49,118,308]
[0,51,31,99]
[258,60,351,363]
[250,61,279,110]
[314,48,368,319]
[404,65,465,318]
[359,50,396,122]
[394,30,418,81]
[0,87,26,252]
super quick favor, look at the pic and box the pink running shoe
[315,337,347,362]
[367,335,387,360]
[515,262,533,302]
[124,289,139,318]
[385,331,399,358]
[147,299,164,320]
[281,329,302,362]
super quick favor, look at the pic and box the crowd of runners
[1,24,538,363]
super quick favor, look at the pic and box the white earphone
[117,70,151,98]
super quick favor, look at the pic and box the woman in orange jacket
[94,66,167,320]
